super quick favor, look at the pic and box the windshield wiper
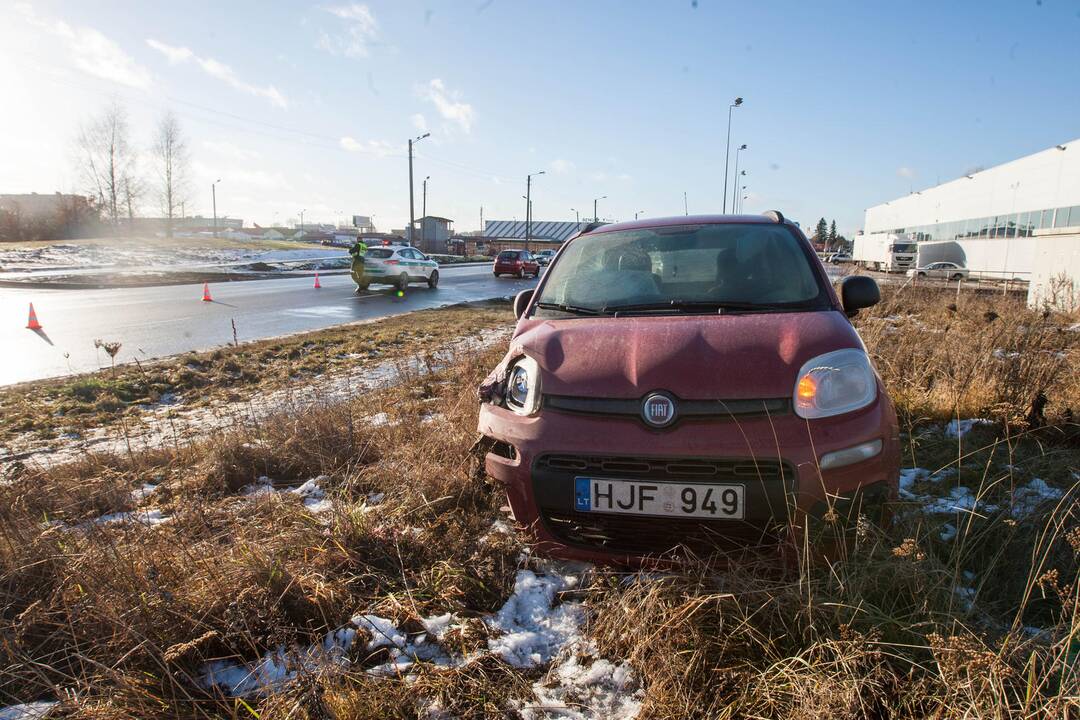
[534,301,605,316]
[609,302,803,317]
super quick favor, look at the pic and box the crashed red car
[477,212,900,564]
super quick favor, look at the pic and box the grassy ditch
[0,301,513,449]
[0,287,1078,717]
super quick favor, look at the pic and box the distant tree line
[1,101,191,242]
[812,217,849,251]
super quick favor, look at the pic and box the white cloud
[18,6,151,88]
[202,140,260,161]
[146,39,288,108]
[897,166,916,179]
[340,136,396,156]
[317,4,378,58]
[550,158,575,174]
[420,79,475,133]
[411,113,428,132]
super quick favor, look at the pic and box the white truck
[852,232,918,273]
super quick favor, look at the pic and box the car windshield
[366,248,394,258]
[891,243,917,253]
[534,223,828,315]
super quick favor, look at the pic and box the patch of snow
[1010,478,1064,518]
[945,418,994,438]
[131,483,158,501]
[521,652,642,720]
[92,508,170,526]
[991,349,1020,361]
[366,412,391,427]
[922,486,999,516]
[0,702,57,720]
[939,523,958,542]
[420,613,455,640]
[487,569,585,668]
[290,475,331,513]
[954,586,976,612]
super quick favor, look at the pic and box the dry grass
[1,288,1079,718]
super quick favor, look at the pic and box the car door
[412,249,435,279]
[522,251,537,274]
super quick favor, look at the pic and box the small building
[483,219,586,244]
[409,216,454,254]
[449,235,563,257]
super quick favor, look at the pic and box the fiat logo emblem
[642,392,677,428]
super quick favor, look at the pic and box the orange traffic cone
[202,283,213,302]
[26,303,42,330]
[313,272,322,289]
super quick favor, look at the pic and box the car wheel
[428,269,439,289]
[516,268,524,279]
[355,283,369,293]
[493,272,500,277]
[917,272,926,278]
[398,272,409,291]
[951,273,963,281]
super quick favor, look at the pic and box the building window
[1055,207,1071,228]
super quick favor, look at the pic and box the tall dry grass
[0,288,1077,718]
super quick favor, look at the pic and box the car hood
[512,311,865,400]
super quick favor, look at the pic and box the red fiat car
[493,249,541,278]
[477,212,900,563]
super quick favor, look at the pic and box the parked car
[493,249,541,278]
[535,249,556,266]
[906,261,968,281]
[830,252,852,264]
[352,245,439,291]
[476,212,899,563]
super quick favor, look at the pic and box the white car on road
[354,245,440,292]
[907,261,969,281]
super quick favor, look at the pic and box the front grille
[533,453,795,554]
[537,454,787,482]
[543,395,789,423]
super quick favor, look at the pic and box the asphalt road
[0,264,538,386]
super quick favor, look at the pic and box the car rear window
[366,248,394,259]
[498,251,520,260]
[535,223,829,314]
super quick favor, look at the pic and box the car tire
[950,273,963,281]
[917,272,927,278]
[516,268,524,279]
[398,272,409,291]
[355,284,369,293]
[493,272,500,278]
[428,269,439,289]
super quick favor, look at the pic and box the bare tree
[75,101,138,227]
[153,111,189,237]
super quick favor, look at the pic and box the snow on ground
[91,508,170,526]
[240,475,334,513]
[521,652,642,720]
[0,702,57,720]
[199,562,642,718]
[10,328,510,469]
[945,418,994,438]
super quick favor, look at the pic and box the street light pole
[722,97,743,213]
[526,171,545,249]
[593,195,607,223]
[635,210,645,220]
[683,191,688,216]
[421,176,430,246]
[408,132,430,244]
[211,178,221,237]
[732,144,747,213]
[571,208,579,223]
[299,209,306,237]
[739,185,747,213]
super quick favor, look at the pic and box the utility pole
[408,132,430,245]
[526,170,545,249]
[683,191,688,216]
[722,97,743,213]
[421,176,430,248]
[299,208,306,237]
[732,144,747,212]
[211,178,220,237]
[480,205,484,234]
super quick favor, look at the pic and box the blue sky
[2,0,1079,236]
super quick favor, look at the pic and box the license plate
[574,477,744,519]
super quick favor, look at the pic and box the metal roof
[483,220,586,243]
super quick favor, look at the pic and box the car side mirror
[840,275,880,317]
[514,289,534,319]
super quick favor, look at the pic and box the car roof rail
[578,221,607,235]
[761,210,786,224]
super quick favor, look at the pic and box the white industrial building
[861,138,1080,287]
